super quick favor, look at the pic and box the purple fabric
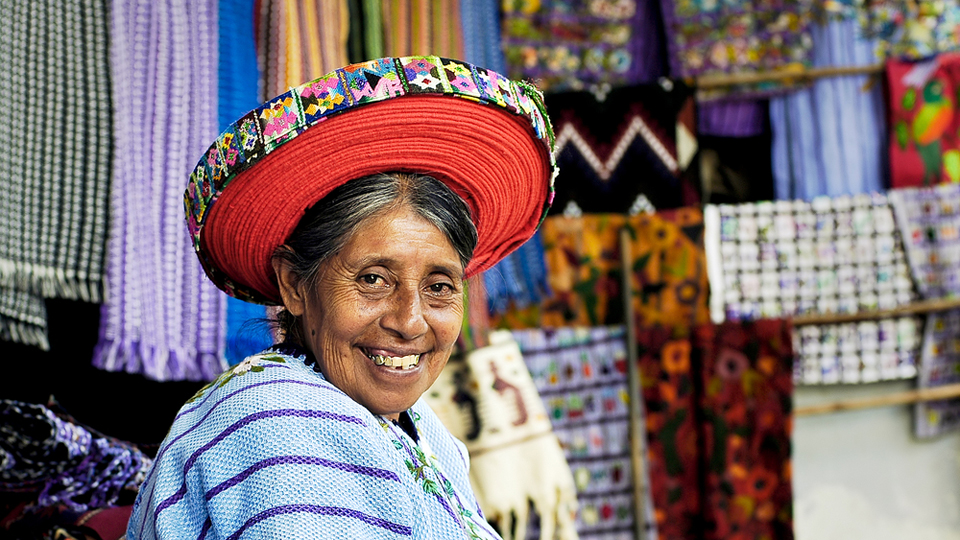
[94,0,226,381]
[698,99,768,137]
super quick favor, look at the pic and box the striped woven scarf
[94,0,227,381]
[0,0,112,349]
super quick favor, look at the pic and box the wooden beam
[792,297,960,326]
[694,63,884,89]
[795,383,960,417]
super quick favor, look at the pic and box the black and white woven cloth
[0,0,113,349]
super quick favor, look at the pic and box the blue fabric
[460,0,504,73]
[218,0,272,365]
[127,349,501,539]
[483,232,551,316]
[770,17,888,200]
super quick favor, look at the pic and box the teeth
[368,353,420,369]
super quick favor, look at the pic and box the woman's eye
[360,274,384,286]
[429,282,454,294]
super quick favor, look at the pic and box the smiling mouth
[365,351,421,370]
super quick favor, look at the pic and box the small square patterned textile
[889,184,960,437]
[705,194,922,385]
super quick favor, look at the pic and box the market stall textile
[0,0,112,349]
[544,83,698,215]
[637,320,794,540]
[660,0,815,99]
[770,16,887,201]
[94,0,227,381]
[0,400,152,515]
[483,231,551,317]
[513,326,658,540]
[381,0,464,59]
[704,194,921,384]
[493,209,709,331]
[861,0,960,59]
[459,0,505,73]
[500,0,665,92]
[886,53,960,188]
[889,184,960,437]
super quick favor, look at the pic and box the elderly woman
[126,57,555,539]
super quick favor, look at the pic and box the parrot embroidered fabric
[887,53,960,187]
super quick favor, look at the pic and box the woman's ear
[272,254,307,317]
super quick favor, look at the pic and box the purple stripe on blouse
[205,455,401,501]
[176,364,296,419]
[197,518,212,540]
[153,409,365,520]
[138,378,338,532]
[225,504,413,539]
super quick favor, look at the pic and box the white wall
[793,381,960,540]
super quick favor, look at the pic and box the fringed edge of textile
[0,260,104,303]
[92,340,226,383]
[0,315,49,351]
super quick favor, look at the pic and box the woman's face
[276,204,465,420]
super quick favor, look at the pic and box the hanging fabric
[381,0,464,59]
[426,331,580,540]
[257,0,350,99]
[769,16,887,201]
[512,326,659,540]
[94,0,227,381]
[861,0,960,59]
[483,231,551,318]
[219,0,273,365]
[637,320,794,540]
[886,53,960,188]
[0,0,113,349]
[493,210,709,331]
[698,100,768,138]
[705,195,922,384]
[545,82,698,215]
[889,184,960,437]
[459,0,504,72]
[661,0,816,99]
[499,0,666,92]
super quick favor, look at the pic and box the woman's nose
[380,286,429,339]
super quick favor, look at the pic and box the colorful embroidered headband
[184,56,557,305]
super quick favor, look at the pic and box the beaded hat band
[185,56,557,305]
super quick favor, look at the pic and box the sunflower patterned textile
[887,54,960,187]
[493,210,709,331]
[638,320,794,540]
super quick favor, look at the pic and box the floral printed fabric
[500,0,665,92]
[638,320,794,540]
[887,54,960,188]
[493,210,710,331]
[889,184,960,437]
[861,0,960,59]
[705,195,922,384]
[660,0,815,99]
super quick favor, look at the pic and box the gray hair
[272,172,477,344]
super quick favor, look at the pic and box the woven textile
[705,195,922,384]
[459,0,504,73]
[889,184,960,437]
[426,332,578,540]
[514,326,658,540]
[0,400,152,513]
[381,0,464,59]
[127,348,501,540]
[494,210,709,331]
[500,0,665,92]
[219,0,273,366]
[637,321,794,540]
[770,17,887,201]
[887,53,960,188]
[94,0,227,381]
[661,0,815,99]
[545,83,697,215]
[0,0,112,349]
[861,0,960,59]
[483,231,551,317]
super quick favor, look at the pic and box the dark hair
[272,172,478,345]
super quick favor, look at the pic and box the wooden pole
[795,383,960,417]
[792,297,960,326]
[620,228,648,540]
[694,63,884,89]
